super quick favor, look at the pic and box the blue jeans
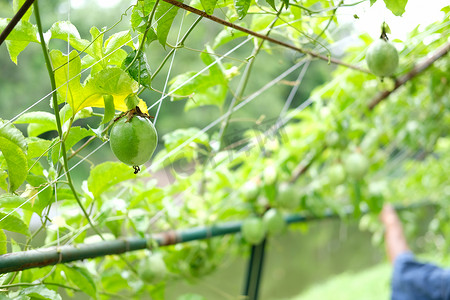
[392,252,450,300]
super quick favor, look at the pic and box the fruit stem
[34,0,104,239]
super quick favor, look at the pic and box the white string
[146,38,252,112]
[153,11,187,124]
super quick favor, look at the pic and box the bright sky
[341,0,447,40]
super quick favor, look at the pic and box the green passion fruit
[241,217,266,245]
[138,253,167,283]
[366,39,399,77]
[263,208,286,235]
[276,182,300,210]
[327,164,346,185]
[343,152,369,179]
[110,115,158,167]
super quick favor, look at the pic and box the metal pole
[242,238,267,300]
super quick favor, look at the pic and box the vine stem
[33,1,103,239]
[125,0,160,72]
[160,0,370,74]
[368,40,450,110]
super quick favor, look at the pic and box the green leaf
[234,0,251,19]
[0,230,6,255]
[26,137,52,159]
[131,0,157,32]
[213,26,247,49]
[50,50,84,107]
[18,285,62,300]
[125,94,140,110]
[63,265,97,299]
[0,18,37,63]
[156,0,182,47]
[121,50,152,88]
[0,120,28,192]
[370,0,377,5]
[101,95,115,124]
[0,170,8,191]
[89,26,104,61]
[26,176,53,215]
[104,30,134,55]
[169,47,227,110]
[0,193,35,213]
[13,0,33,21]
[383,0,408,16]
[5,40,29,64]
[200,0,218,14]
[0,19,38,42]
[264,0,276,10]
[87,162,136,198]
[14,111,57,136]
[51,49,141,113]
[48,21,91,54]
[0,211,30,236]
[51,127,94,164]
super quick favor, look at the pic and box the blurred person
[380,204,450,300]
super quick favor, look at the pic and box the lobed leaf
[51,50,147,114]
[48,21,91,54]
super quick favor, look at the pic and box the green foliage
[122,50,152,88]
[383,0,408,16]
[0,120,28,192]
[156,0,183,47]
[1,0,450,298]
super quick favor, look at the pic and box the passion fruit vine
[109,107,158,173]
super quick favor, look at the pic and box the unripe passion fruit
[327,164,346,185]
[241,217,266,245]
[343,152,369,179]
[138,253,167,283]
[110,116,158,166]
[366,39,399,77]
[276,182,300,210]
[263,208,286,235]
[241,180,259,201]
